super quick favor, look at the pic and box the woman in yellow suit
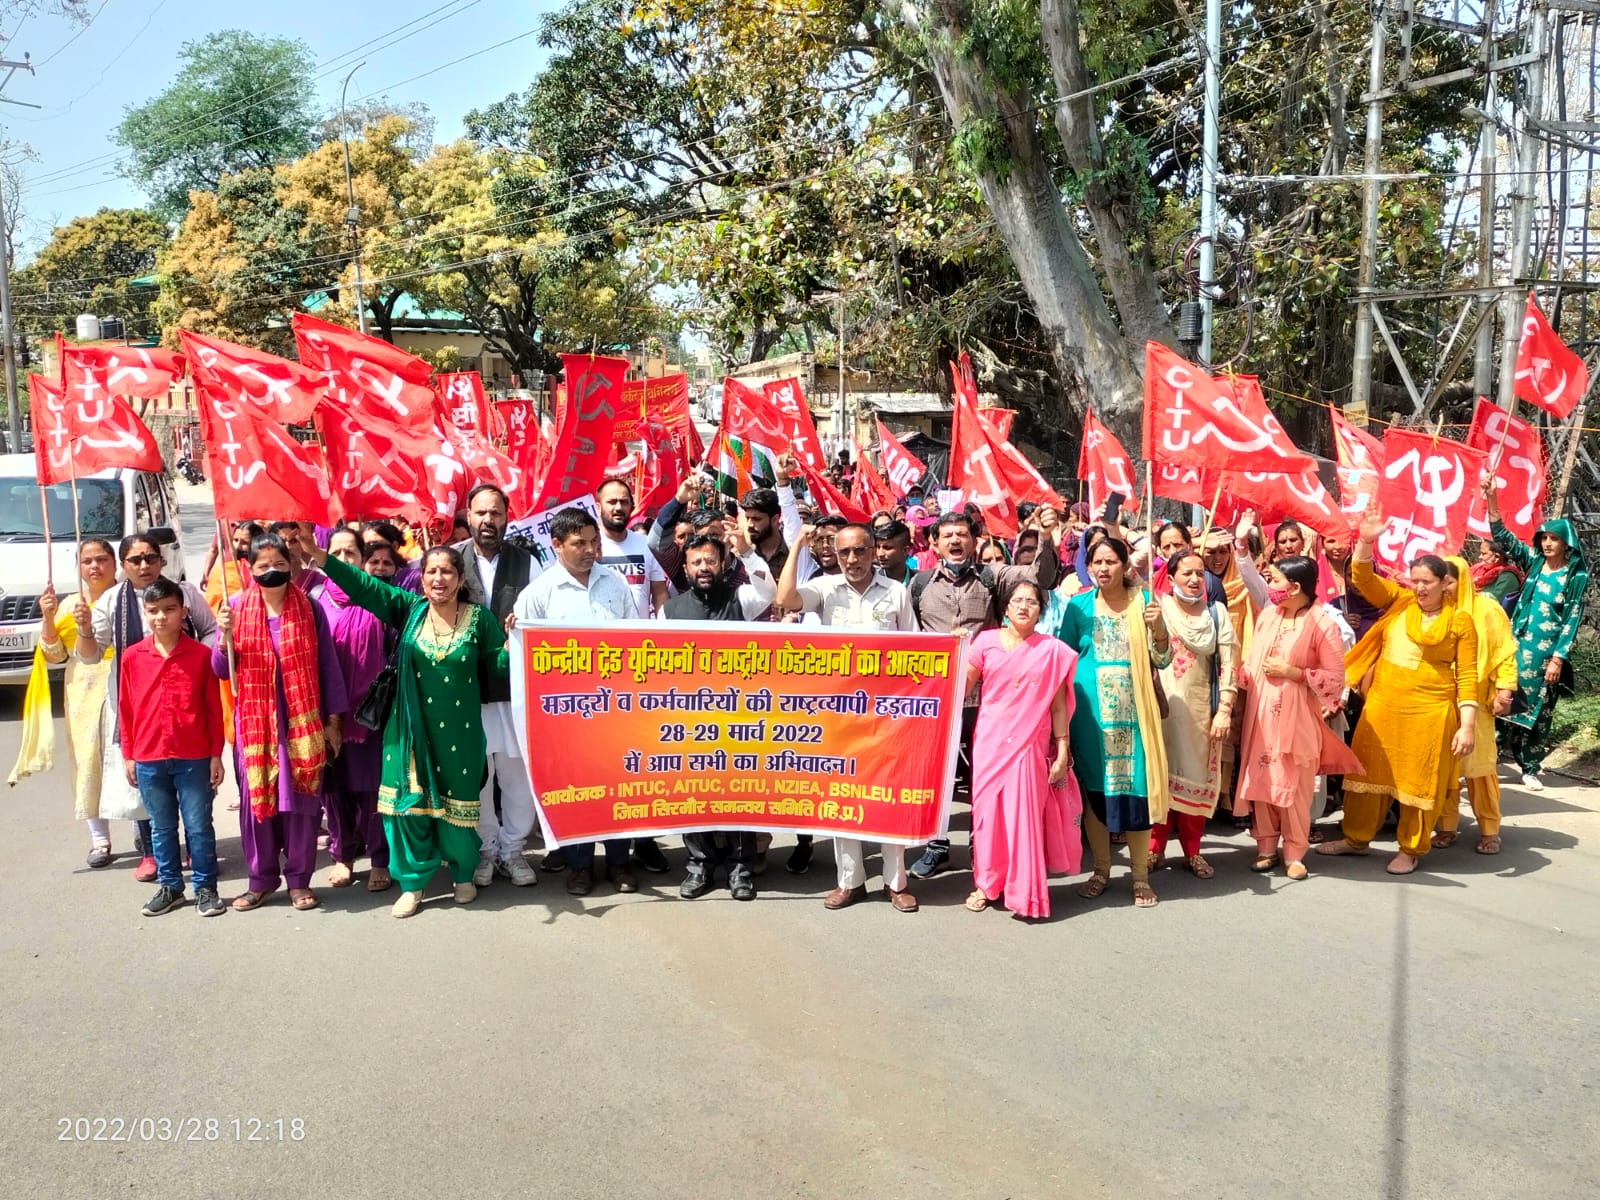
[1317,506,1478,876]
[1432,555,1517,855]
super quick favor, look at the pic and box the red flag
[448,423,525,503]
[977,407,1016,443]
[765,377,826,471]
[1151,460,1215,505]
[801,460,872,523]
[946,354,1021,537]
[1513,294,1587,418]
[1142,343,1314,475]
[1375,429,1487,569]
[179,330,323,424]
[997,437,1067,511]
[29,373,70,485]
[60,337,185,401]
[876,421,926,498]
[636,414,683,522]
[533,353,629,511]
[436,371,491,434]
[1466,397,1547,544]
[1226,465,1347,540]
[851,438,896,515]
[58,339,164,476]
[1330,409,1385,517]
[315,402,433,524]
[195,375,333,523]
[495,397,542,516]
[292,312,436,431]
[1077,410,1139,516]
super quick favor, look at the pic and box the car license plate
[0,628,30,652]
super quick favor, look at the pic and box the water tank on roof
[98,316,125,341]
[75,314,100,341]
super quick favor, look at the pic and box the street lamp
[340,62,369,335]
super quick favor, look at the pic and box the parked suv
[0,455,184,686]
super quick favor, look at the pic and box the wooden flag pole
[38,484,53,589]
[1198,475,1226,545]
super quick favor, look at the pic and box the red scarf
[1469,560,1523,592]
[234,584,325,820]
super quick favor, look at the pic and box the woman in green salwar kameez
[1483,479,1589,790]
[311,543,509,918]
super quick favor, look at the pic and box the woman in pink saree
[1235,555,1363,879]
[964,581,1081,919]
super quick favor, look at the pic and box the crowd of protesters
[17,455,1588,921]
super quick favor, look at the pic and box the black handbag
[353,659,398,733]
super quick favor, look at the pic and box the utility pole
[0,55,38,453]
[1197,0,1222,363]
[340,63,369,336]
[1349,0,1388,419]
[1496,1,1548,409]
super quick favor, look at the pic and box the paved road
[1,487,1595,1200]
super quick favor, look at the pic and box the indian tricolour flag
[709,377,786,497]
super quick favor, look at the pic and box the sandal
[289,888,320,910]
[1475,835,1501,855]
[1307,827,1327,845]
[1250,855,1279,873]
[1385,852,1419,876]
[1132,881,1158,908]
[1186,854,1215,879]
[964,890,991,912]
[327,863,355,887]
[1076,874,1110,899]
[1431,830,1459,850]
[1148,847,1165,873]
[367,868,393,892]
[1315,838,1369,857]
[1284,861,1308,881]
[230,889,276,911]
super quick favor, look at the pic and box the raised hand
[1357,502,1385,544]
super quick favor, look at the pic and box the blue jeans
[134,759,217,891]
[565,839,631,871]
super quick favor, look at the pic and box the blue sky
[0,0,554,256]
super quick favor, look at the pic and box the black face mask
[253,568,292,589]
[234,547,250,560]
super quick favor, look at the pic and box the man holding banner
[513,507,641,896]
[776,522,922,912]
[663,520,778,900]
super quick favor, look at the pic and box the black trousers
[684,831,755,867]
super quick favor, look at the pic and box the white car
[0,455,185,686]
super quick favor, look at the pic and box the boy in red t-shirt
[118,577,226,917]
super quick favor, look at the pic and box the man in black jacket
[453,484,542,889]
[663,526,777,901]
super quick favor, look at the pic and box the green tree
[114,31,319,220]
[12,207,170,339]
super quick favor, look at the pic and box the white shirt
[795,570,918,631]
[731,550,779,619]
[598,528,668,618]
[513,560,640,623]
[475,550,500,603]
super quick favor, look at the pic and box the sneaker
[1521,772,1545,792]
[908,844,950,879]
[679,866,713,899]
[142,885,186,916]
[729,867,756,902]
[785,839,813,875]
[195,887,225,917]
[632,838,670,874]
[453,881,477,904]
[85,844,113,869]
[472,854,495,887]
[496,854,538,886]
[132,856,158,883]
[540,849,569,872]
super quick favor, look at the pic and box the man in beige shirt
[775,522,921,912]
